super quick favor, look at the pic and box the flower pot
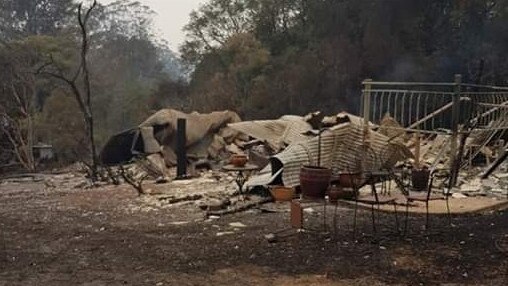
[230,154,248,167]
[299,165,332,199]
[411,169,430,191]
[269,186,295,202]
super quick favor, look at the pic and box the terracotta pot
[230,154,248,167]
[299,165,332,199]
[411,169,430,191]
[338,172,363,188]
[269,186,295,202]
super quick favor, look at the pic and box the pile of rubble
[457,165,508,198]
[96,108,507,212]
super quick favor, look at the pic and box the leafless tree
[0,53,36,172]
[37,0,99,179]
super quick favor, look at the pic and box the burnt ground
[0,178,507,285]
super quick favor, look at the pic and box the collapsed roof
[247,113,413,187]
[100,109,243,166]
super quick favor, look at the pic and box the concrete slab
[349,194,508,214]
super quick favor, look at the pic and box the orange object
[230,154,248,167]
[269,186,295,202]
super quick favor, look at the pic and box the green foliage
[184,0,508,119]
[1,0,186,166]
[189,33,270,117]
[0,0,74,39]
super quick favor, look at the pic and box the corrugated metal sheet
[271,122,411,187]
[228,116,312,151]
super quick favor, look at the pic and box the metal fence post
[450,74,462,183]
[362,79,372,144]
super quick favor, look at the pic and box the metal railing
[360,74,508,170]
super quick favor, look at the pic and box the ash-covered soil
[0,175,506,285]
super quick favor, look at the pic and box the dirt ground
[0,175,507,285]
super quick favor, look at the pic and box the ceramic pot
[269,186,295,202]
[299,165,332,199]
[230,154,248,167]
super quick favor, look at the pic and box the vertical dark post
[317,127,322,167]
[176,118,187,179]
[450,74,462,186]
[362,79,372,144]
[362,79,373,173]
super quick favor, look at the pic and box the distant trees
[0,42,38,171]
[0,0,186,171]
[0,0,74,39]
[182,0,508,119]
[2,0,506,171]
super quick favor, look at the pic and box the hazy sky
[100,0,206,52]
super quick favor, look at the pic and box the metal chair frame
[404,169,452,234]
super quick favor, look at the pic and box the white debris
[216,231,235,237]
[460,180,481,193]
[493,173,508,179]
[452,193,467,199]
[169,221,189,225]
[481,178,499,189]
[229,222,247,228]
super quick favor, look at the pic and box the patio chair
[404,169,451,234]
[347,171,400,239]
